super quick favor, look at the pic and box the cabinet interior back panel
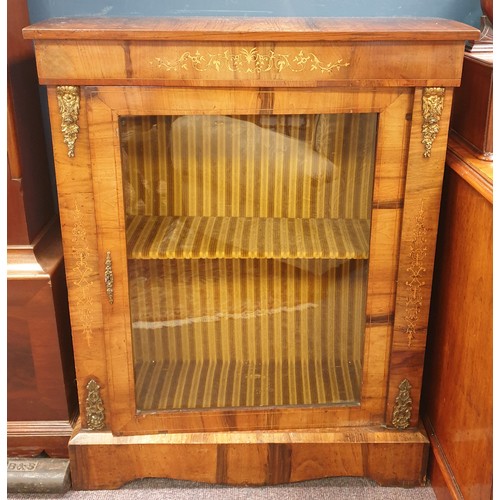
[120,113,376,411]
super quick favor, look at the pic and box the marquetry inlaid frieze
[72,201,94,346]
[405,202,428,347]
[151,48,350,74]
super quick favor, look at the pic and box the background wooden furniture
[450,52,492,159]
[422,134,492,500]
[7,0,78,458]
[24,17,477,489]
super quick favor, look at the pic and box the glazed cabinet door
[85,86,416,435]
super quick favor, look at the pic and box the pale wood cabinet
[24,17,477,490]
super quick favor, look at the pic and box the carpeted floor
[8,477,437,499]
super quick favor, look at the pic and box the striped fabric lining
[134,358,363,410]
[126,215,370,260]
[129,258,367,409]
[120,114,377,219]
[119,113,377,411]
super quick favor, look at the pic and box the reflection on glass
[119,113,377,411]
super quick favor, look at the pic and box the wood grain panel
[90,86,408,115]
[23,17,478,42]
[450,52,493,158]
[446,133,493,203]
[68,422,429,489]
[30,39,466,88]
[386,87,453,428]
[46,88,109,430]
[8,0,54,244]
[423,156,492,500]
[23,18,477,88]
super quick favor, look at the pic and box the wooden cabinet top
[23,17,479,88]
[24,17,478,42]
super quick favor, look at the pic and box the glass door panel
[119,113,377,412]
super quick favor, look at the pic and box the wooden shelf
[134,357,362,411]
[126,215,370,260]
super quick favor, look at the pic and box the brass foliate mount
[421,87,445,158]
[104,251,114,304]
[85,379,105,431]
[56,85,80,158]
[392,379,413,430]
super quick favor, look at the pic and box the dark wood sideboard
[7,0,78,458]
[422,49,493,500]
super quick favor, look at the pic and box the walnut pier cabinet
[24,18,477,489]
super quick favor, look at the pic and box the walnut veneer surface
[24,17,478,489]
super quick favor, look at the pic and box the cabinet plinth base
[69,420,429,490]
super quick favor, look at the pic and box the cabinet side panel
[47,87,109,430]
[386,87,453,427]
